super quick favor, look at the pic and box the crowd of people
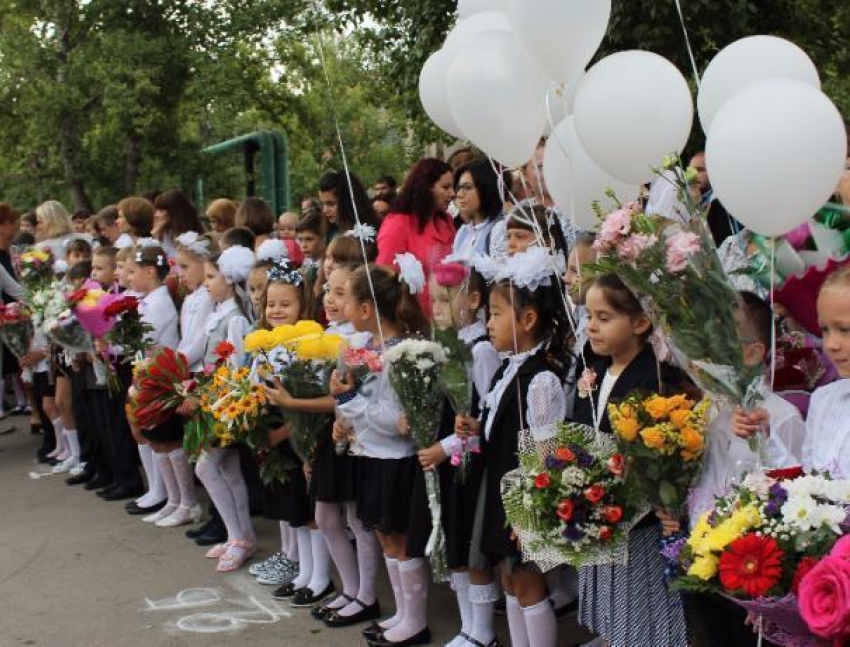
[4,140,850,647]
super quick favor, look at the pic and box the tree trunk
[123,135,140,195]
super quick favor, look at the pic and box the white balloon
[544,116,640,229]
[446,29,548,168]
[508,0,611,85]
[542,74,584,136]
[698,35,820,134]
[706,79,846,238]
[457,0,510,19]
[419,49,465,139]
[444,11,510,57]
[574,51,694,185]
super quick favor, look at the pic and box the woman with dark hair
[153,189,204,258]
[451,159,509,261]
[234,197,275,249]
[318,169,378,238]
[376,158,456,312]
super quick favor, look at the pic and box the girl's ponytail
[350,264,429,338]
[395,280,429,338]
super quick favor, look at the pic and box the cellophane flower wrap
[0,302,33,358]
[274,321,342,465]
[19,249,54,293]
[592,159,765,454]
[669,469,850,646]
[127,347,192,429]
[43,288,93,355]
[385,338,450,581]
[501,422,650,571]
[609,392,709,515]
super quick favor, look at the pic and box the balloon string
[311,5,385,348]
[673,0,701,89]
[769,237,776,389]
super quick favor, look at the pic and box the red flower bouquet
[0,302,33,358]
[126,348,192,429]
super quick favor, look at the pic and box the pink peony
[595,206,634,251]
[831,535,850,562]
[798,555,850,641]
[665,231,700,273]
[617,234,657,263]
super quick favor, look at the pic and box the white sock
[306,529,332,595]
[291,527,314,590]
[218,448,253,540]
[316,502,358,602]
[547,566,578,608]
[383,558,428,642]
[137,444,165,506]
[339,503,380,616]
[450,572,473,638]
[195,450,244,542]
[278,522,289,555]
[286,525,299,563]
[506,594,530,647]
[154,452,180,507]
[522,598,558,647]
[48,418,65,458]
[469,582,499,645]
[380,557,404,630]
[168,448,198,508]
[12,378,26,408]
[64,428,81,460]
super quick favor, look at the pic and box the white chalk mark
[143,588,222,611]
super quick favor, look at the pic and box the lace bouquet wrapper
[385,338,450,582]
[501,422,650,572]
[0,303,33,359]
[670,469,850,646]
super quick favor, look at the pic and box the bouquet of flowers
[0,302,33,358]
[501,422,649,571]
[43,288,93,355]
[609,392,709,515]
[335,342,382,456]
[669,469,850,646]
[19,249,54,292]
[772,332,837,418]
[126,347,193,430]
[275,324,342,464]
[385,338,450,580]
[592,159,765,451]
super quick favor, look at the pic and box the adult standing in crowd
[206,198,239,239]
[235,197,276,250]
[34,200,73,262]
[0,204,26,430]
[319,170,379,240]
[373,174,397,202]
[450,159,510,261]
[376,158,456,313]
[153,189,204,258]
[689,151,741,246]
[116,197,155,248]
[91,205,120,247]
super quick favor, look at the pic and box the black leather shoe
[271,583,300,600]
[363,623,385,642]
[186,518,216,539]
[126,499,166,515]
[85,474,114,491]
[324,600,381,628]
[289,583,335,608]
[367,627,431,646]
[66,468,95,486]
[96,484,119,497]
[194,525,227,546]
[102,485,144,501]
[37,453,56,464]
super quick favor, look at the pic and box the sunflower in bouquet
[501,422,649,570]
[609,392,710,515]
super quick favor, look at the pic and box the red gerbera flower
[791,556,820,594]
[719,533,785,598]
[215,341,236,360]
[534,473,551,489]
[556,499,574,521]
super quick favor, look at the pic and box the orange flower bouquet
[609,392,709,515]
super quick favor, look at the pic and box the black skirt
[310,435,356,504]
[355,455,417,535]
[279,464,314,527]
[141,414,184,443]
[2,343,19,376]
[444,452,485,569]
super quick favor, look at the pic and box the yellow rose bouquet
[609,391,710,516]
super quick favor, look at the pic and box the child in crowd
[277,212,300,240]
[296,211,328,274]
[505,204,568,257]
[332,265,431,646]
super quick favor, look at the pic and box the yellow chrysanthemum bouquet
[609,391,710,515]
[244,321,342,464]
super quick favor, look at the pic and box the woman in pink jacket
[376,158,456,314]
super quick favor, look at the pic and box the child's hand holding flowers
[731,407,770,440]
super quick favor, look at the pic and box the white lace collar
[205,298,238,334]
[458,320,487,346]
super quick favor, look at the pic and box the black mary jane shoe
[367,627,431,647]
[271,582,300,600]
[324,599,381,628]
[66,469,95,486]
[457,634,500,647]
[311,593,353,621]
[126,499,167,515]
[289,582,335,608]
[85,475,114,491]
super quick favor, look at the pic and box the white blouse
[178,287,215,372]
[689,388,800,525]
[803,380,850,478]
[481,342,566,442]
[451,219,502,262]
[139,285,179,349]
[204,298,251,368]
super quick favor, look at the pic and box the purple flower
[545,455,566,471]
[577,452,594,468]
[765,483,788,517]
[562,525,585,541]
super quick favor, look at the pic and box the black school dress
[310,416,356,504]
[260,406,313,528]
